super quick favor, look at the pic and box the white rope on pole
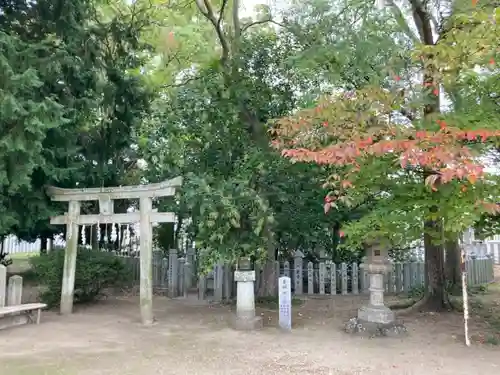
[461,247,471,347]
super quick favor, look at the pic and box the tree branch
[385,0,421,43]
[194,0,230,64]
[233,0,241,40]
[241,18,285,33]
[408,0,434,45]
[217,0,228,30]
[161,74,206,89]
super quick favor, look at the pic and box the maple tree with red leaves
[272,5,500,310]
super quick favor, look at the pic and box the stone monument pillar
[345,240,406,337]
[230,257,263,330]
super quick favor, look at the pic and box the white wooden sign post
[47,177,182,325]
[278,276,292,331]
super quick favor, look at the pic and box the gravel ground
[1,295,500,375]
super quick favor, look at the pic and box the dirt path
[1,296,499,375]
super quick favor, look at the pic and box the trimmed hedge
[30,249,132,307]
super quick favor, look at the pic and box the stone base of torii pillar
[345,261,407,337]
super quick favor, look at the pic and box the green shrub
[30,248,132,307]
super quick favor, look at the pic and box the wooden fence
[3,232,500,264]
[125,251,495,300]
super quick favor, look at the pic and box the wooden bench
[0,303,47,325]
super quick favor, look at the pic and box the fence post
[418,262,425,286]
[283,261,290,278]
[223,264,232,300]
[488,255,494,282]
[160,258,168,289]
[178,257,186,297]
[481,257,486,284]
[274,261,280,295]
[394,263,402,294]
[470,256,477,285]
[403,263,411,293]
[186,247,196,289]
[307,262,314,294]
[319,262,326,295]
[168,249,178,298]
[495,242,500,264]
[183,260,190,298]
[341,263,348,295]
[410,262,418,288]
[352,263,359,295]
[152,251,162,289]
[0,265,6,308]
[359,265,366,293]
[198,274,206,300]
[213,263,223,302]
[477,258,483,284]
[330,263,337,295]
[293,250,304,295]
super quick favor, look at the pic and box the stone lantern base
[344,317,407,337]
[357,304,395,324]
[344,260,407,337]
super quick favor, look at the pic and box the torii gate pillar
[139,196,153,324]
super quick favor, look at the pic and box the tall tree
[272,3,500,309]
[0,0,154,245]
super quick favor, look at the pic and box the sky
[240,0,285,17]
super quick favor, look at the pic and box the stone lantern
[345,239,406,337]
[357,240,394,324]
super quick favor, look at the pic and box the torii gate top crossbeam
[46,177,182,202]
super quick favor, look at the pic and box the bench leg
[36,309,41,324]
[25,311,34,324]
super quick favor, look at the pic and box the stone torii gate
[46,177,182,325]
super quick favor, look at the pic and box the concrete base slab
[229,315,263,331]
[344,317,408,338]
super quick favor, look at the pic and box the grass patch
[9,252,39,260]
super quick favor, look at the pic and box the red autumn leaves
[275,109,500,210]
[282,123,499,187]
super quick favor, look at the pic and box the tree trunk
[423,223,447,310]
[445,237,461,294]
[40,235,49,254]
[407,0,449,310]
[257,229,277,297]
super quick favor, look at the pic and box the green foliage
[282,0,413,93]
[29,249,131,307]
[140,31,363,271]
[0,0,154,242]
